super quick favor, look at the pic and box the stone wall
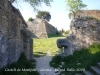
[76,10,100,19]
[27,18,58,38]
[0,0,33,69]
[45,20,58,37]
[68,17,100,51]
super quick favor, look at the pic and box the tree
[61,28,65,33]
[65,30,70,35]
[36,11,51,21]
[66,0,87,19]
[9,0,53,10]
[28,17,34,21]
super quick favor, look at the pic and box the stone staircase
[76,62,100,75]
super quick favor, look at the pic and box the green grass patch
[50,43,100,75]
[0,53,39,75]
[34,37,65,57]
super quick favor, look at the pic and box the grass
[0,53,39,75]
[33,37,65,57]
[50,43,100,75]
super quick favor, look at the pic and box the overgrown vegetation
[66,0,87,19]
[36,11,51,21]
[28,17,34,21]
[48,33,63,38]
[58,29,71,37]
[83,16,100,20]
[50,43,100,75]
[0,53,39,75]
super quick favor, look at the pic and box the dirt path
[34,53,59,75]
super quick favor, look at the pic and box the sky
[13,0,100,30]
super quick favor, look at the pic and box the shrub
[28,17,34,21]
[50,55,63,68]
[50,43,100,75]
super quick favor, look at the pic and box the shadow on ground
[34,52,47,57]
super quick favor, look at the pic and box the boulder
[57,38,73,56]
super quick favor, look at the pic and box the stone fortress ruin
[57,10,100,56]
[0,0,33,69]
[27,18,59,38]
[1,0,100,70]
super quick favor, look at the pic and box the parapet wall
[76,10,100,19]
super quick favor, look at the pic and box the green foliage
[50,55,63,68]
[58,29,71,37]
[36,11,51,21]
[61,28,65,33]
[65,30,70,35]
[84,16,100,20]
[0,53,39,75]
[28,17,34,21]
[50,43,100,75]
[66,0,87,19]
[58,29,65,34]
[48,33,63,38]
[10,0,53,11]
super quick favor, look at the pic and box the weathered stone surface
[57,38,73,56]
[76,10,100,19]
[21,29,33,60]
[27,18,58,38]
[0,0,33,69]
[57,10,100,55]
[68,16,100,51]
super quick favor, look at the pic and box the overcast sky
[13,0,100,30]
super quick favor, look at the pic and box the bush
[50,55,63,68]
[65,30,70,35]
[50,43,100,75]
[48,34,63,38]
[28,17,34,21]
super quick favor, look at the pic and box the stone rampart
[0,0,33,69]
[27,18,58,38]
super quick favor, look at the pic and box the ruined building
[0,0,33,69]
[76,10,100,19]
[27,18,58,38]
[57,10,100,56]
[68,10,100,52]
[69,17,100,51]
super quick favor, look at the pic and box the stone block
[57,38,73,56]
[7,39,23,64]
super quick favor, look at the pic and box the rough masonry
[0,0,33,69]
[27,18,58,38]
[57,10,100,56]
[76,10,100,19]
[69,17,100,51]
